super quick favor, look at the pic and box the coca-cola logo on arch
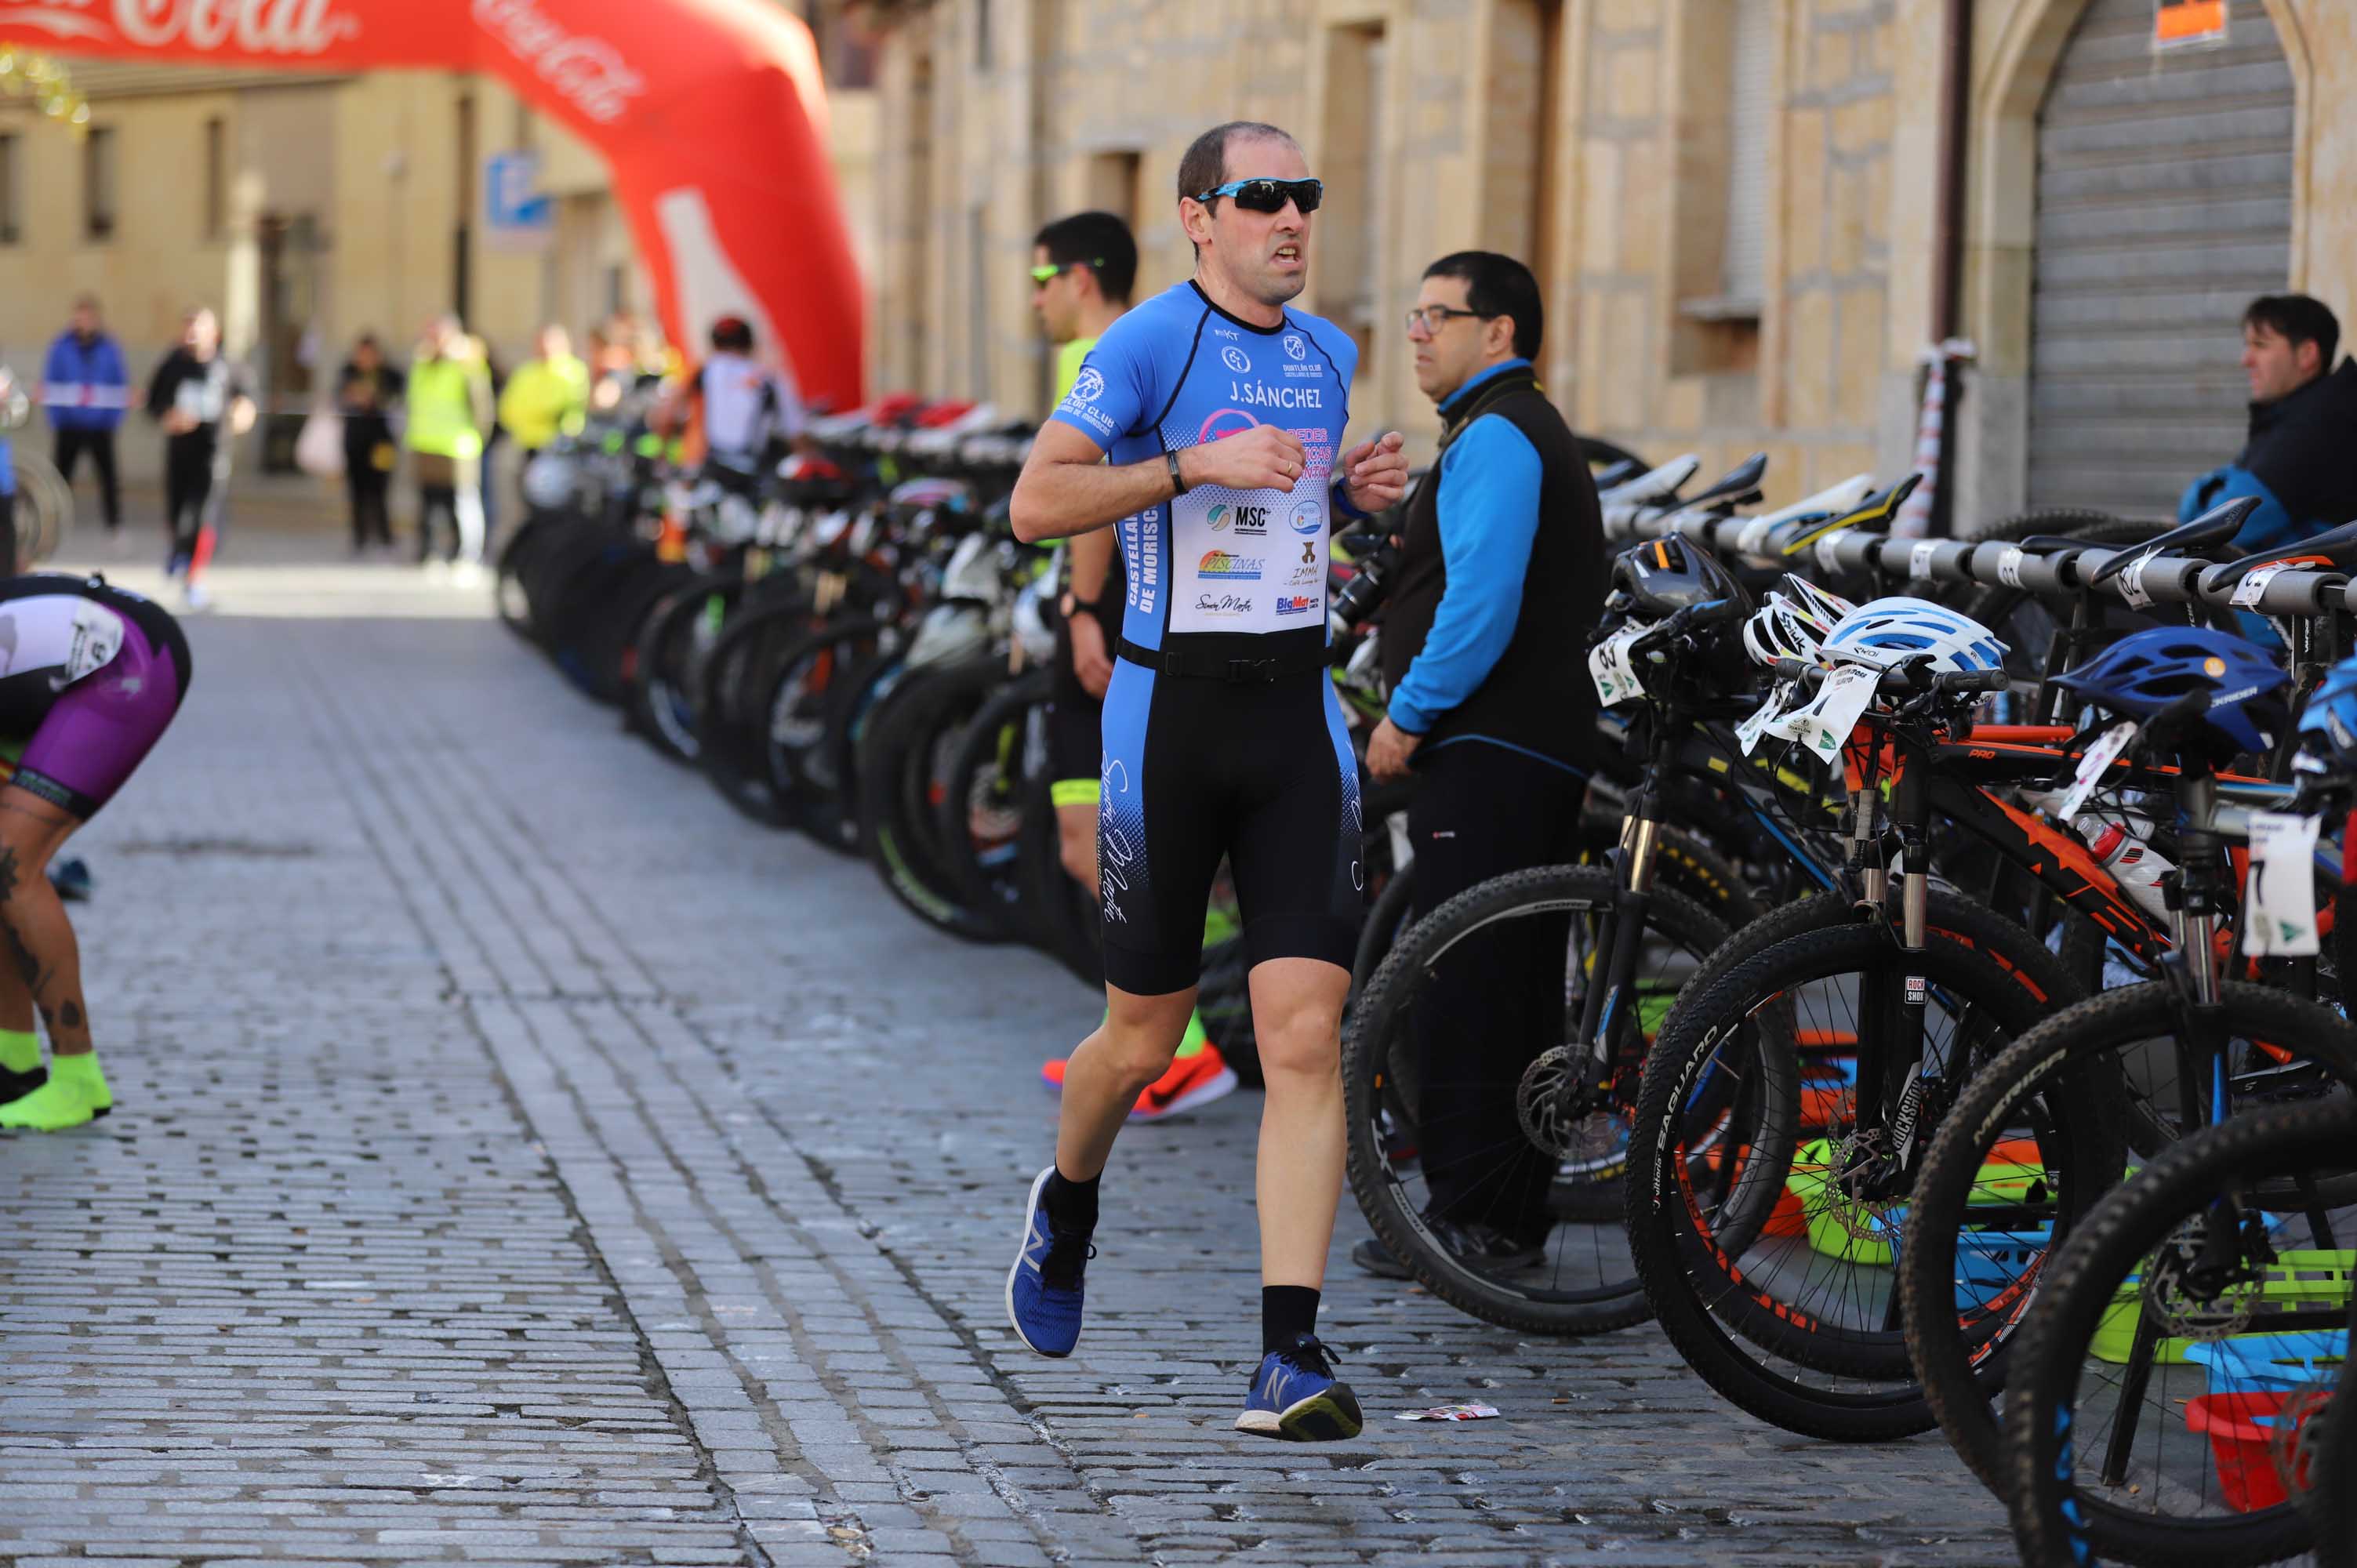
[474,0,644,125]
[0,0,361,53]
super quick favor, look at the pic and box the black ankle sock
[1262,1285,1320,1356]
[1043,1167,1099,1235]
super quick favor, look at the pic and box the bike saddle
[1825,471,1920,533]
[1600,453,1701,507]
[2228,514,2357,573]
[1771,472,1919,557]
[1680,452,1769,512]
[2083,495,2260,585]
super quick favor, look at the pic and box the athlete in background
[145,308,255,612]
[0,575,191,1131]
[1002,121,1409,1440]
[1029,209,1236,1121]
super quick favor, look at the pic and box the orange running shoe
[1037,1043,1240,1121]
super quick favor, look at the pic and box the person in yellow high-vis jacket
[498,325,590,456]
[405,316,494,568]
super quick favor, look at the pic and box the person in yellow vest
[498,325,590,526]
[498,325,590,455]
[405,315,494,572]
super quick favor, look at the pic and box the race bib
[2243,811,2322,958]
[1997,546,2026,590]
[2053,720,2140,822]
[1781,664,1881,761]
[1736,681,1796,756]
[1588,623,1648,708]
[2232,563,2289,610]
[2117,551,2156,611]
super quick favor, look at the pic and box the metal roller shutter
[2026,0,2294,518]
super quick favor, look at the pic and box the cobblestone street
[0,538,2017,1566]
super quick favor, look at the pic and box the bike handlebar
[1769,659,2010,698]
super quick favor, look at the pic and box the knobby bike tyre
[626,576,743,764]
[936,669,1064,960]
[1625,915,2064,1441]
[1343,863,1732,1337]
[789,641,902,857]
[2005,1101,2357,1568]
[694,594,825,812]
[1904,982,2357,1494]
[853,655,1015,944]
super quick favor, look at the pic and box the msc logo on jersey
[1220,345,1252,374]
[1284,334,1306,361]
[1290,500,1323,535]
[1071,367,1105,403]
[1198,408,1260,444]
[1197,550,1264,581]
[1275,595,1317,617]
[1209,503,1270,534]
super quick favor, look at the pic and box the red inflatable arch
[0,0,864,408]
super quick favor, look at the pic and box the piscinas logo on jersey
[1197,550,1264,581]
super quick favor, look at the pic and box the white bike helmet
[1741,577,1857,667]
[1818,596,2009,674]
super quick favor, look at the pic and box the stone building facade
[864,0,2357,527]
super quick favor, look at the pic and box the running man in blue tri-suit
[1002,119,1411,1440]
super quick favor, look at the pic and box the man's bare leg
[1246,957,1349,1289]
[0,788,107,1129]
[1055,983,1194,1179]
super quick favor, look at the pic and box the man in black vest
[1356,251,1604,1277]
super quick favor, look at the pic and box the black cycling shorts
[1096,647,1364,995]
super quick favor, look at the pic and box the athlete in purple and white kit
[0,575,191,1130]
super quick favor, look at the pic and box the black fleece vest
[1380,367,1604,763]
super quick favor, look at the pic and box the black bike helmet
[1604,535,1753,624]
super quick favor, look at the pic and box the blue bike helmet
[2295,653,2357,766]
[2050,628,2290,758]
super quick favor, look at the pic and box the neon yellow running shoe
[0,1054,109,1131]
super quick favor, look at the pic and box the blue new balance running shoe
[1236,1333,1364,1441]
[1005,1166,1091,1357]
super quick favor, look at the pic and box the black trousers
[1407,738,1586,1243]
[53,426,121,530]
[345,458,391,550]
[164,437,220,557]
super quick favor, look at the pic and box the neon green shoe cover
[0,1054,109,1130]
[0,1027,35,1075]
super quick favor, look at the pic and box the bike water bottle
[2072,815,2175,922]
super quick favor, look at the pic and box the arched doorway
[2025,0,2296,517]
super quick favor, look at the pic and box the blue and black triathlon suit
[1051,281,1364,996]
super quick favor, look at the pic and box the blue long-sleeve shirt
[42,332,129,432]
[1386,358,1546,742]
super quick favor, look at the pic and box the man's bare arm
[1068,524,1115,601]
[1010,422,1170,543]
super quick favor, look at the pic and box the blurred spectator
[42,295,127,550]
[144,307,255,611]
[404,315,494,570]
[499,325,590,453]
[336,333,404,557]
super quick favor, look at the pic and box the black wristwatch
[1060,589,1102,619]
[1165,448,1189,496]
